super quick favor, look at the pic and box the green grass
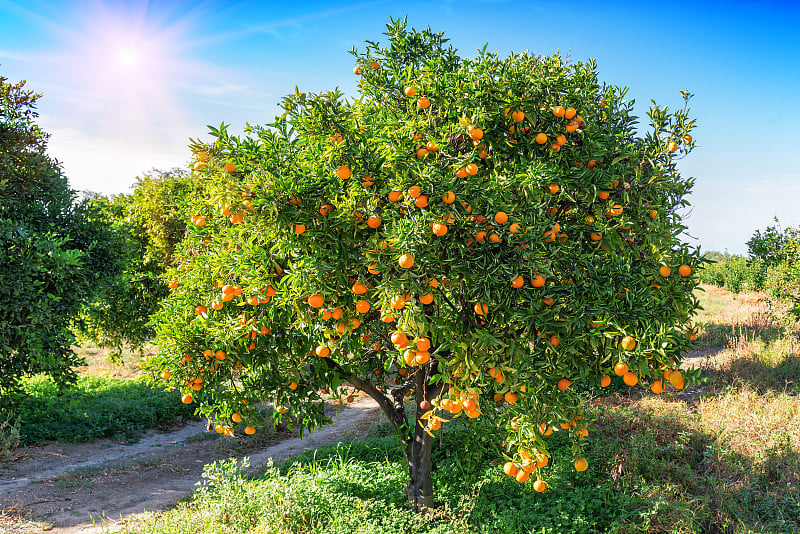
[6,374,196,444]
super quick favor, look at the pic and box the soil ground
[1,395,380,534]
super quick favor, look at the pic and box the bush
[9,375,196,444]
[698,252,766,293]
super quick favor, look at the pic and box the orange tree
[146,19,701,509]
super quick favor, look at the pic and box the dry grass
[72,343,156,380]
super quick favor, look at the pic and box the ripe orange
[465,163,478,176]
[650,380,664,394]
[503,461,519,477]
[367,215,381,229]
[659,265,672,277]
[669,370,685,389]
[668,141,679,152]
[533,479,546,492]
[181,394,193,404]
[683,134,693,144]
[474,302,488,316]
[353,65,362,75]
[548,183,560,195]
[161,370,172,380]
[531,274,546,287]
[223,162,237,174]
[319,204,333,216]
[614,362,629,376]
[494,211,509,224]
[169,280,179,289]
[419,292,434,305]
[388,190,402,202]
[564,107,577,119]
[587,160,598,169]
[195,305,208,316]
[552,105,565,117]
[621,336,636,351]
[574,458,588,472]
[678,264,692,277]
[590,232,603,241]
[468,126,484,140]
[555,134,567,146]
[504,391,518,403]
[244,426,256,435]
[623,372,638,386]
[404,86,417,97]
[535,133,547,144]
[475,230,487,243]
[511,110,525,122]
[442,191,455,204]
[308,294,324,308]
[417,96,430,109]
[398,254,415,269]
[356,299,370,313]
[600,375,611,387]
[416,148,429,159]
[511,275,525,288]
[509,223,521,233]
[336,165,352,179]
[391,295,406,310]
[415,195,429,208]
[515,470,530,483]
[550,335,560,347]
[557,378,571,391]
[432,222,448,236]
[293,223,306,235]
[426,140,438,151]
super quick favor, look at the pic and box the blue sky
[1,0,799,254]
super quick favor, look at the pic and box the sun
[116,46,141,71]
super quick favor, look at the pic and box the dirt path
[1,396,381,533]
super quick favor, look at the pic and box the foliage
[9,374,196,444]
[697,251,766,293]
[76,169,197,355]
[0,74,127,401]
[747,219,800,321]
[146,18,702,503]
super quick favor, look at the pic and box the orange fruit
[426,140,438,151]
[600,375,611,387]
[416,148,429,159]
[465,163,478,175]
[659,265,672,277]
[293,223,306,235]
[244,426,256,435]
[504,391,518,403]
[550,335,560,347]
[678,264,692,277]
[308,294,324,308]
[590,232,603,242]
[419,292,434,305]
[367,215,381,229]
[621,336,636,351]
[509,223,521,233]
[535,133,547,144]
[319,204,333,216]
[388,190,402,202]
[552,105,565,117]
[533,479,546,492]
[555,134,567,146]
[181,394,193,404]
[564,107,577,119]
[598,191,610,200]
[195,305,208,316]
[475,230,487,243]
[223,162,237,174]
[511,275,524,288]
[503,461,519,477]
[669,370,685,389]
[169,280,179,289]
[468,126,484,140]
[474,302,488,315]
[623,372,638,386]
[417,96,430,109]
[391,294,406,309]
[650,380,664,394]
[548,183,559,195]
[587,160,598,169]
[432,222,448,236]
[442,191,455,204]
[391,331,408,347]
[415,351,430,365]
[515,470,530,483]
[574,458,588,472]
[404,86,417,97]
[557,378,571,391]
[415,195,429,208]
[494,211,509,224]
[668,141,679,152]
[614,362,629,376]
[336,165,351,179]
[398,254,414,269]
[511,110,525,122]
[356,300,370,313]
[531,274,545,287]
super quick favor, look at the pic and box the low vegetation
[114,285,800,534]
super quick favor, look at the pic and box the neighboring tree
[0,75,124,400]
[146,20,701,509]
[747,219,800,320]
[77,168,195,355]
